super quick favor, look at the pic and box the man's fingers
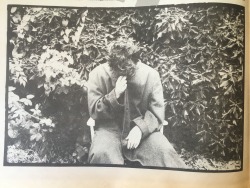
[122,85,127,91]
[131,139,137,149]
[126,137,130,149]
[121,76,127,81]
[126,138,139,150]
[120,79,127,86]
[120,85,127,93]
[117,76,125,85]
[119,76,126,82]
[117,76,122,82]
[126,127,142,150]
[131,143,135,149]
[127,138,135,150]
[127,141,132,149]
[121,78,127,86]
[134,141,139,149]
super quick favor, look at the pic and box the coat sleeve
[132,72,165,139]
[88,69,124,120]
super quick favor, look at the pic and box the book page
[0,0,248,187]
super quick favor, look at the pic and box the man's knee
[88,145,124,164]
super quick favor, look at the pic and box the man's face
[109,46,137,78]
[116,59,136,77]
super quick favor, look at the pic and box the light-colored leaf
[11,7,17,13]
[30,134,37,141]
[220,80,229,88]
[35,133,42,141]
[27,36,32,42]
[65,28,71,36]
[26,94,34,99]
[8,129,18,138]
[63,35,69,43]
[9,87,16,92]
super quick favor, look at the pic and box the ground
[181,150,241,170]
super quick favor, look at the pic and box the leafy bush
[7,4,244,164]
[7,145,45,163]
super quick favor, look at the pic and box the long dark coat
[87,61,187,168]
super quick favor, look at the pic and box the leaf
[179,46,186,51]
[198,137,204,143]
[33,8,42,12]
[19,98,32,106]
[30,127,39,134]
[35,133,42,141]
[157,32,163,39]
[31,123,40,129]
[170,34,174,40]
[227,124,234,129]
[10,7,17,14]
[81,10,88,22]
[27,36,32,42]
[156,22,163,29]
[170,103,176,114]
[196,130,205,135]
[62,18,68,26]
[11,113,19,119]
[8,129,18,138]
[23,15,31,22]
[184,110,188,116]
[10,120,16,126]
[176,23,182,31]
[196,107,201,115]
[9,87,16,92]
[26,100,32,106]
[63,35,69,43]
[65,28,71,36]
[60,30,65,36]
[30,134,37,141]
[192,79,202,85]
[27,94,34,99]
[224,85,233,95]
[220,80,229,88]
[38,82,43,88]
[238,75,243,82]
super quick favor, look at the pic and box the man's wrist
[106,89,124,110]
[135,125,142,135]
[114,88,120,99]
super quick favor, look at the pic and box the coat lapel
[122,89,131,143]
[103,63,119,87]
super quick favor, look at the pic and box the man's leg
[88,129,124,165]
[124,131,187,168]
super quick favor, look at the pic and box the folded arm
[132,72,165,139]
[88,70,123,120]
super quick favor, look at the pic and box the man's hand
[115,76,127,99]
[126,126,142,150]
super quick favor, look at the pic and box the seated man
[87,38,187,168]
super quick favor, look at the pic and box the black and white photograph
[5,3,244,171]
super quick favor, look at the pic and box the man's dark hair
[108,38,140,78]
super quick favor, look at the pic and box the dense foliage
[7,4,244,165]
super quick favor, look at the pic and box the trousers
[88,128,187,168]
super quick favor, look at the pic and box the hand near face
[126,126,142,150]
[115,76,127,99]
